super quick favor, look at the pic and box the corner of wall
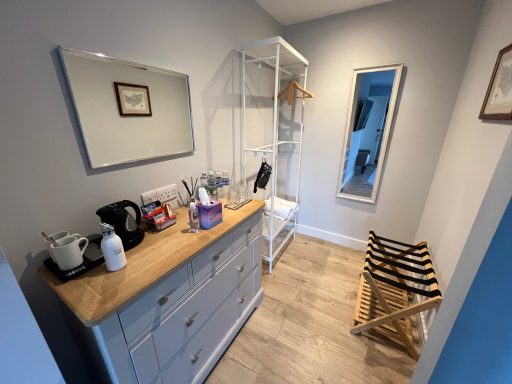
[413,134,512,383]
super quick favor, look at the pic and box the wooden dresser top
[39,199,264,326]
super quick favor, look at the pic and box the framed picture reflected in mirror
[114,82,152,117]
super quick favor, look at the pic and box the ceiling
[254,0,394,26]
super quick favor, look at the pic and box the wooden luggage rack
[351,231,443,360]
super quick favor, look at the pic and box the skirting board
[296,224,367,251]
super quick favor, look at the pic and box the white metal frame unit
[241,37,309,273]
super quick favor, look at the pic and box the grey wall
[414,0,512,291]
[413,0,512,381]
[0,0,280,381]
[0,248,63,383]
[283,0,484,248]
[242,61,276,201]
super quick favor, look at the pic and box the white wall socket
[141,183,178,205]
[141,189,159,205]
[159,184,178,202]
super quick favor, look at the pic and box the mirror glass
[59,47,195,169]
[337,64,403,203]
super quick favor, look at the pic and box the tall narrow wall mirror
[59,47,195,169]
[337,63,403,203]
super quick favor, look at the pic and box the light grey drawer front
[191,234,231,285]
[130,333,160,384]
[153,245,251,369]
[235,272,254,318]
[233,213,261,253]
[231,243,252,284]
[120,263,191,343]
[160,286,238,384]
[253,263,262,296]
[250,234,261,270]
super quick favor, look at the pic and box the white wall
[360,96,388,164]
[283,0,484,249]
[345,129,363,183]
[0,0,280,381]
[413,0,512,381]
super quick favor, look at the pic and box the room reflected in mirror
[338,64,403,203]
[59,47,195,169]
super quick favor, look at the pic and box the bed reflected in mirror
[337,64,403,203]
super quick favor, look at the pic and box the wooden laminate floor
[341,165,374,198]
[206,234,417,384]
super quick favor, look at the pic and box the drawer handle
[158,288,176,306]
[238,296,246,304]
[212,253,220,261]
[158,297,168,306]
[237,264,245,272]
[185,311,199,328]
[247,228,252,234]
[191,348,202,365]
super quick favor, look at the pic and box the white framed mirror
[337,63,403,203]
[59,46,195,169]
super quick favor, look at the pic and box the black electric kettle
[96,200,145,251]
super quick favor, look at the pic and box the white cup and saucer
[45,231,89,271]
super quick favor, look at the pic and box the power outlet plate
[141,184,178,206]
[141,190,158,205]
[169,184,178,200]
[158,183,178,203]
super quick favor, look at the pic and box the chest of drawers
[41,201,264,384]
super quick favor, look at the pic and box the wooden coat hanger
[277,81,314,105]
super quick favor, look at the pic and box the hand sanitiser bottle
[100,222,127,271]
[189,202,200,233]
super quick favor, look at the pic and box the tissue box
[197,201,223,229]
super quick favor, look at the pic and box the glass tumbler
[238,185,248,203]
[228,188,239,205]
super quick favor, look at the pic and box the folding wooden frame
[351,231,443,360]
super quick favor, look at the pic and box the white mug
[45,231,80,262]
[50,236,89,271]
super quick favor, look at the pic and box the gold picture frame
[480,43,512,120]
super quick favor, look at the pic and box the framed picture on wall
[114,82,152,116]
[480,43,512,120]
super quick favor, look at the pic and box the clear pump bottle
[100,222,127,272]
[200,172,208,187]
[188,202,200,233]
[221,170,230,186]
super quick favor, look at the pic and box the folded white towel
[264,197,298,219]
[264,196,298,210]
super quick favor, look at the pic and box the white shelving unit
[241,36,309,273]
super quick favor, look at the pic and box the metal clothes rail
[241,36,309,273]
